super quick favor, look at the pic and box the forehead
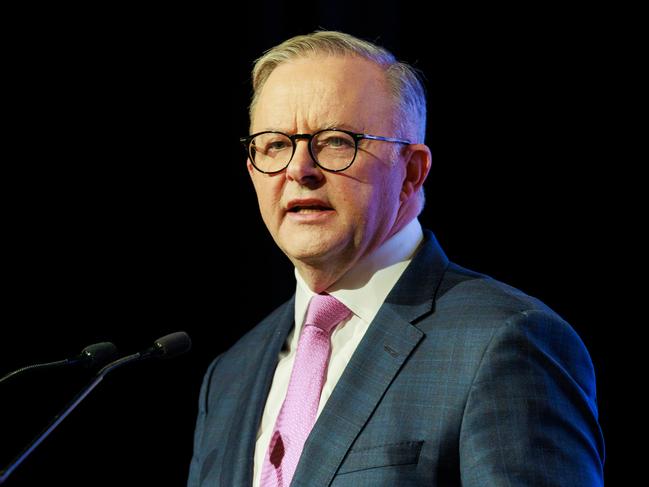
[252,55,395,132]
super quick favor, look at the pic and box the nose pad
[286,140,322,182]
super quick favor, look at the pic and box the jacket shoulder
[436,262,560,325]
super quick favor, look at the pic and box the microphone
[94,331,192,376]
[0,331,191,484]
[0,342,118,385]
[111,330,192,364]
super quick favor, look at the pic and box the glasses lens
[249,132,293,172]
[312,130,356,170]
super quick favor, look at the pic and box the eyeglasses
[240,128,411,174]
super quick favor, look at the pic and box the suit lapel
[291,230,449,486]
[220,298,295,487]
[291,304,424,486]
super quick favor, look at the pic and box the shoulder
[434,262,596,390]
[433,261,567,329]
[398,229,565,330]
[439,262,552,317]
[416,259,594,374]
[448,266,605,482]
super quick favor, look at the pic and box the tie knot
[304,294,351,333]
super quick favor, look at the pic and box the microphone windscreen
[81,342,118,367]
[153,332,192,358]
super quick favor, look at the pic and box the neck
[293,218,419,293]
[293,259,354,294]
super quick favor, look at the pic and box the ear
[390,144,432,236]
[246,158,256,179]
[400,143,431,202]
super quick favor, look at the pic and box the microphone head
[79,342,118,367]
[152,332,192,359]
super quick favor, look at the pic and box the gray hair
[249,30,427,144]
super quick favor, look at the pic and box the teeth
[290,205,330,212]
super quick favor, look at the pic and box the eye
[268,140,290,151]
[325,137,349,147]
[253,134,292,156]
[315,131,355,149]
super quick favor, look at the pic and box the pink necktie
[260,293,351,487]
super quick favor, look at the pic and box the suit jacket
[188,231,604,486]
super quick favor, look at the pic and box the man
[188,31,604,486]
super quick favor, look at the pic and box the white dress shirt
[252,219,424,487]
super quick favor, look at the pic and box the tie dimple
[260,293,351,487]
[304,293,352,333]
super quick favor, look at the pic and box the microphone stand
[0,331,190,483]
[0,359,69,385]
[0,342,117,386]
[0,353,141,484]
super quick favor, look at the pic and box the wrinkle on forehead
[251,55,396,135]
[257,121,368,135]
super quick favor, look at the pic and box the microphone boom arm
[0,352,142,484]
[0,331,190,484]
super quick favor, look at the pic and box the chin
[285,243,333,264]
[280,233,347,266]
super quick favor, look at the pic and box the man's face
[248,55,408,279]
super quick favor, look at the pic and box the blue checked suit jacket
[188,230,604,486]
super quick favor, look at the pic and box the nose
[285,139,324,186]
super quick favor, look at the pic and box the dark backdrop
[2,2,621,485]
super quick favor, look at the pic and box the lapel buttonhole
[383,344,399,358]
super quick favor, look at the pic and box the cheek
[337,166,384,208]
[364,170,402,223]
[336,179,383,228]
[252,177,282,222]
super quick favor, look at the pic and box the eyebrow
[322,122,364,132]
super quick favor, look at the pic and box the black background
[2,2,625,485]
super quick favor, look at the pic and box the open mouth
[288,205,333,213]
